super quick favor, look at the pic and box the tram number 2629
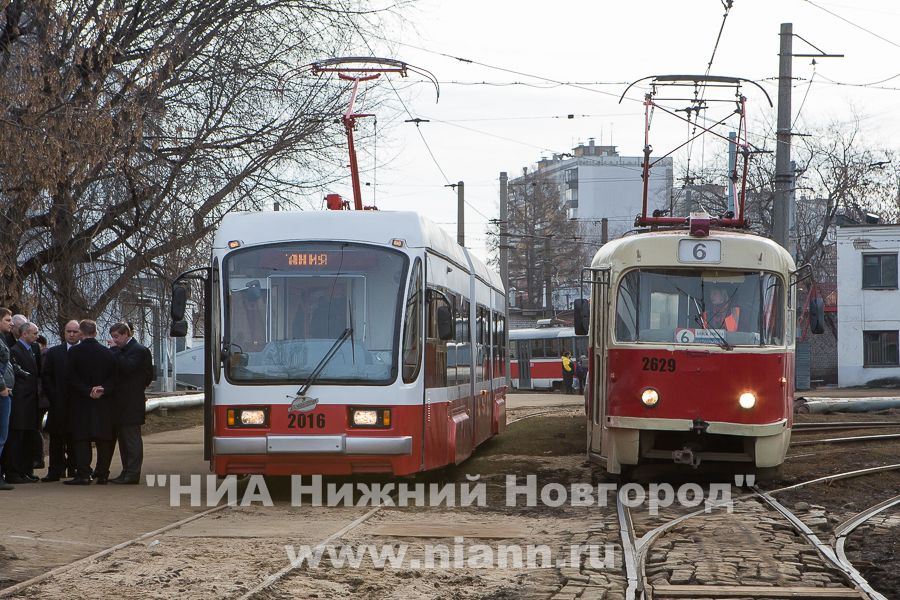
[641,357,676,372]
[288,413,326,429]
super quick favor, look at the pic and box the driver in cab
[702,285,740,332]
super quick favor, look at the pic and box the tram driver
[702,284,741,332]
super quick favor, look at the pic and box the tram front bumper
[213,435,413,456]
[606,416,788,437]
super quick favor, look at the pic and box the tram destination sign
[678,239,721,264]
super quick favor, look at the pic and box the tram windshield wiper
[295,327,353,397]
[693,315,732,351]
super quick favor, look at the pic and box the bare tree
[488,171,587,310]
[0,0,401,336]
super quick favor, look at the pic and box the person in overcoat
[41,320,81,481]
[109,322,153,484]
[65,320,117,485]
[5,322,40,483]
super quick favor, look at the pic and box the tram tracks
[617,463,900,600]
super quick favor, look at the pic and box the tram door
[590,279,609,454]
[516,341,532,389]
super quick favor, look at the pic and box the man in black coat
[65,319,117,485]
[4,322,40,484]
[40,320,81,481]
[109,322,153,484]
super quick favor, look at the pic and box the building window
[862,254,898,289]
[863,331,899,367]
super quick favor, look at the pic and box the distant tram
[170,211,508,476]
[509,325,587,390]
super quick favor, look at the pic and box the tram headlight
[350,408,391,428]
[226,407,269,428]
[352,409,379,426]
[640,388,660,407]
[739,392,757,410]
[240,409,266,426]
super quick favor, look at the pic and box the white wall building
[531,140,674,241]
[836,224,900,386]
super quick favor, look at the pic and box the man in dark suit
[4,322,40,484]
[65,319,117,485]
[40,320,81,481]
[109,322,153,484]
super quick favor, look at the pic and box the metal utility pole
[601,218,608,245]
[543,235,552,314]
[774,23,793,250]
[499,171,510,386]
[456,181,465,246]
[499,172,509,294]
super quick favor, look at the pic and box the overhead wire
[801,0,900,51]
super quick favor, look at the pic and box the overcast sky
[324,0,900,262]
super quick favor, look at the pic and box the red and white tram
[576,226,816,473]
[509,326,587,390]
[170,210,507,476]
[576,74,824,474]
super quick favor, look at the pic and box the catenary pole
[774,23,793,249]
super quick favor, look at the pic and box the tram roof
[215,210,503,291]
[590,228,795,274]
[509,326,581,339]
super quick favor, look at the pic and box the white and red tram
[509,326,587,390]
[575,225,818,474]
[170,210,507,476]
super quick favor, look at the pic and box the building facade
[532,140,674,241]
[836,224,900,386]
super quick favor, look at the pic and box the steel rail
[507,407,576,425]
[792,421,900,432]
[753,488,887,600]
[791,433,900,446]
[769,463,900,495]
[833,495,900,570]
[237,503,387,600]
[616,498,643,600]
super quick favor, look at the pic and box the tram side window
[547,338,562,359]
[497,315,507,376]
[616,272,639,342]
[530,338,546,358]
[426,287,451,388]
[402,259,423,383]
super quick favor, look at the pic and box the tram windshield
[223,242,408,384]
[615,269,785,347]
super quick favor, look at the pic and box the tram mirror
[171,284,188,321]
[809,297,825,335]
[574,299,590,336]
[437,305,454,340]
[170,320,188,338]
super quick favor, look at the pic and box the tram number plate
[288,413,326,429]
[642,357,676,372]
[678,239,721,263]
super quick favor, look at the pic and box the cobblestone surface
[642,498,848,589]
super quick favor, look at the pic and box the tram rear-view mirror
[170,320,188,338]
[574,299,590,336]
[437,305,453,341]
[171,284,188,321]
[809,297,825,335]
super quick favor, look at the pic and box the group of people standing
[560,351,588,395]
[0,309,154,489]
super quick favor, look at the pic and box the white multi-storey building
[836,224,900,386]
[528,139,674,240]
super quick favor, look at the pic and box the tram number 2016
[641,357,676,372]
[288,413,326,429]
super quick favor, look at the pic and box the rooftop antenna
[282,57,439,211]
[619,74,772,230]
